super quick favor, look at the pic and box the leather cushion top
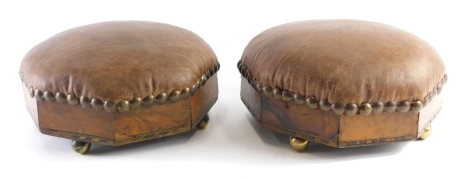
[240,20,446,104]
[20,21,217,102]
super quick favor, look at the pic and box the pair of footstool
[20,20,446,154]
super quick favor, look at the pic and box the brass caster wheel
[196,114,209,129]
[72,141,91,154]
[289,136,308,152]
[418,125,432,140]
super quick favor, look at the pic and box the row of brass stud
[22,61,220,113]
[237,60,447,116]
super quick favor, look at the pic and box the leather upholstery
[20,21,217,103]
[240,20,446,104]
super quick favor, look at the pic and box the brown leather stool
[20,21,220,154]
[238,20,447,151]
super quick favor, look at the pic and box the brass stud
[237,60,242,70]
[248,78,255,87]
[209,65,215,77]
[245,74,251,84]
[332,102,345,115]
[104,100,116,113]
[262,86,273,97]
[293,94,305,105]
[240,67,246,78]
[281,91,292,102]
[345,103,358,116]
[423,96,430,107]
[201,75,207,86]
[117,100,130,112]
[272,88,281,99]
[252,79,257,88]
[319,99,331,112]
[43,91,55,102]
[156,93,168,104]
[397,101,410,113]
[142,95,155,106]
[371,102,384,114]
[205,71,211,79]
[129,97,142,108]
[191,84,198,96]
[67,94,79,105]
[196,79,202,90]
[91,98,103,110]
[244,71,250,81]
[411,101,423,113]
[80,96,91,108]
[289,136,308,152]
[431,88,438,98]
[305,97,318,109]
[255,82,262,93]
[181,87,191,100]
[56,93,67,103]
[250,79,256,87]
[443,75,448,84]
[34,89,44,101]
[212,65,218,75]
[384,101,397,113]
[71,141,91,154]
[437,83,443,94]
[28,87,34,98]
[170,91,181,102]
[359,103,372,116]
[216,61,220,71]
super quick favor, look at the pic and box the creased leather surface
[241,20,446,104]
[20,21,217,102]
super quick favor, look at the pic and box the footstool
[238,20,447,151]
[19,21,220,154]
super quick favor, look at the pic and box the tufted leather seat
[238,20,446,150]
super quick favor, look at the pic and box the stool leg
[289,136,308,151]
[418,125,432,140]
[71,140,91,154]
[196,114,210,129]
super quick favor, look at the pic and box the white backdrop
[1,0,468,178]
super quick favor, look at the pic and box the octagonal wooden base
[23,75,218,146]
[240,78,442,148]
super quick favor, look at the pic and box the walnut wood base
[23,75,218,149]
[240,78,442,149]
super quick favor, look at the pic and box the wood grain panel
[23,84,38,127]
[240,78,261,120]
[38,101,114,138]
[260,121,337,147]
[261,97,340,141]
[191,74,218,127]
[338,112,418,147]
[113,99,191,143]
[418,93,443,138]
